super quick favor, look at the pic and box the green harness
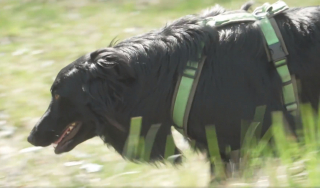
[171,1,299,136]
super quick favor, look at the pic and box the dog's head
[27,48,136,154]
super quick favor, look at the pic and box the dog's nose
[27,134,36,145]
[27,130,55,147]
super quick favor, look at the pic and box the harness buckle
[268,41,287,62]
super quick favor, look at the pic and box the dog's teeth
[67,131,70,134]
[69,126,74,130]
[71,122,76,126]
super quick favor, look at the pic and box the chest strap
[172,1,299,136]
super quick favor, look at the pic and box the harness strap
[253,1,289,18]
[255,2,300,121]
[171,43,206,134]
[205,12,256,27]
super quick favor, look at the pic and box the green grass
[1,0,320,187]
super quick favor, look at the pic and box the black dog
[28,1,320,182]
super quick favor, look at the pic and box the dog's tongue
[52,122,82,154]
[53,128,70,145]
[53,128,72,154]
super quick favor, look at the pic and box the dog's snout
[27,126,55,147]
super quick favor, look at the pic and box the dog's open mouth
[52,121,82,154]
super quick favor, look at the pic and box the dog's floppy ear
[91,48,136,81]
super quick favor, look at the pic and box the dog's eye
[54,94,60,100]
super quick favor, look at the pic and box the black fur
[28,2,320,181]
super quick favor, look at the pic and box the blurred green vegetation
[0,0,320,187]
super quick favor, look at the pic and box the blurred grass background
[0,0,319,187]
